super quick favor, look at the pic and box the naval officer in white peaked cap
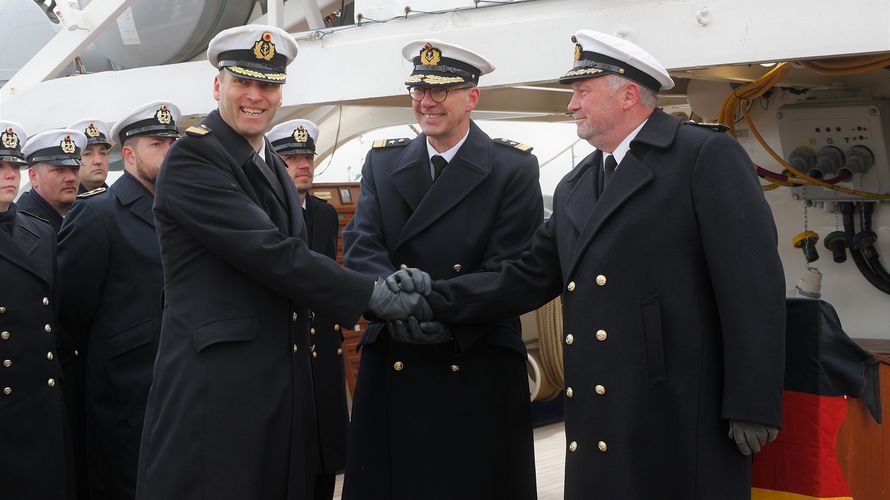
[135,23,408,500]
[17,129,86,231]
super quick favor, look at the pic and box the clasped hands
[367,268,449,344]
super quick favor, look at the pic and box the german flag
[752,298,881,500]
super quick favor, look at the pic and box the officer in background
[69,119,112,194]
[136,25,414,500]
[268,119,347,500]
[58,101,181,500]
[18,128,86,231]
[407,30,785,500]
[342,40,542,500]
[0,121,74,499]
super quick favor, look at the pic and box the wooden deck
[332,421,567,499]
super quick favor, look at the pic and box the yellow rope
[534,296,565,391]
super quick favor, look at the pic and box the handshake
[367,268,451,344]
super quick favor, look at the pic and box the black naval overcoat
[428,109,786,500]
[135,110,373,500]
[304,195,349,487]
[16,188,63,232]
[342,121,542,500]
[0,205,73,499]
[58,172,163,499]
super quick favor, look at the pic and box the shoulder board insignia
[76,187,107,199]
[493,138,533,153]
[185,125,211,137]
[19,210,50,224]
[683,121,729,133]
[372,138,410,149]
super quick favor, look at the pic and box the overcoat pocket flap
[193,316,258,352]
[107,320,155,358]
[640,295,667,384]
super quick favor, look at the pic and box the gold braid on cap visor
[228,65,286,81]
[406,74,466,85]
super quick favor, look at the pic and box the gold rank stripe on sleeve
[493,138,533,153]
[76,187,107,198]
[372,138,410,149]
[683,121,730,133]
[185,125,211,137]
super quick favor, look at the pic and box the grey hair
[604,74,658,109]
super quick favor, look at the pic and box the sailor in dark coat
[58,101,182,499]
[0,121,74,499]
[17,127,86,232]
[135,26,421,500]
[69,119,112,194]
[419,30,786,500]
[269,119,349,500]
[342,40,542,500]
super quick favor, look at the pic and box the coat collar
[111,171,155,228]
[0,211,52,284]
[561,109,681,278]
[17,189,63,230]
[394,121,491,249]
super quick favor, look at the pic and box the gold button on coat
[565,334,574,345]
[334,324,340,331]
[393,361,404,371]
[595,385,606,395]
[292,344,298,353]
[595,275,607,286]
[569,441,578,452]
[3,387,10,395]
[312,351,318,359]
[598,441,608,452]
[452,264,462,273]
[567,281,576,292]
[44,324,52,333]
[596,330,607,341]
[292,312,298,322]
[3,359,11,368]
[74,350,80,357]
[310,328,316,335]
[47,352,54,361]
[48,378,56,387]
[0,306,6,314]
[450,364,460,373]
[1,331,9,340]
[565,387,573,398]
[400,264,408,270]
[336,348,343,356]
[42,297,49,306]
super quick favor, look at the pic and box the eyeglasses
[408,85,473,103]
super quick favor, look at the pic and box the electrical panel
[776,100,890,202]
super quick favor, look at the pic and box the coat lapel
[0,214,51,284]
[268,145,308,242]
[396,123,490,249]
[562,150,601,233]
[390,137,432,211]
[112,173,155,228]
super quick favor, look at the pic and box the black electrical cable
[858,202,890,283]
[841,202,890,294]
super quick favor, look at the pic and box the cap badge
[60,135,76,154]
[573,44,582,62]
[85,123,101,138]
[253,32,276,61]
[1,128,18,149]
[294,126,309,143]
[420,43,441,66]
[156,105,172,125]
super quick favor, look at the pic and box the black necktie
[601,155,618,194]
[431,155,448,181]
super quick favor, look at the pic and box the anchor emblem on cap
[85,123,101,138]
[1,128,18,149]
[60,135,76,154]
[294,126,309,143]
[156,105,172,125]
[420,43,441,66]
[574,44,582,62]
[253,32,276,61]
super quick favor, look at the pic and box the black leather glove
[385,268,431,295]
[728,420,779,455]
[368,277,432,321]
[387,316,451,344]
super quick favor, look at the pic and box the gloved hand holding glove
[387,316,451,344]
[728,420,779,455]
[367,271,432,321]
